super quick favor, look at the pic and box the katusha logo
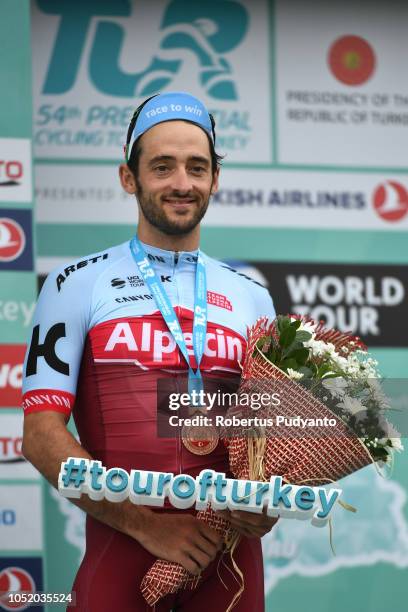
[328,35,376,86]
[373,181,408,222]
[0,567,35,611]
[0,160,23,187]
[0,219,25,262]
[38,0,248,100]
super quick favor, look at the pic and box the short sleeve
[22,266,91,418]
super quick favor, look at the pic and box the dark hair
[125,97,223,177]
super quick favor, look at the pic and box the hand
[216,507,278,538]
[134,510,222,575]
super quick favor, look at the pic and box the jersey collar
[136,239,200,266]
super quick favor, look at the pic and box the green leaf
[281,358,298,371]
[299,366,313,378]
[295,330,312,343]
[292,347,310,365]
[291,319,302,330]
[279,326,296,348]
[267,348,277,364]
[277,315,291,332]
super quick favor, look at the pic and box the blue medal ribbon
[130,237,207,405]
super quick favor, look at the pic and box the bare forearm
[22,412,223,573]
[22,413,151,540]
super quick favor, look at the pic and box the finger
[179,553,202,576]
[188,547,213,572]
[198,523,223,548]
[194,533,220,559]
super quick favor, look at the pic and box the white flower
[322,377,349,399]
[391,438,404,452]
[286,368,304,380]
[366,378,390,409]
[299,320,318,335]
[303,338,333,358]
[337,396,365,416]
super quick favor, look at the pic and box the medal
[181,407,219,455]
[181,423,219,455]
[131,238,214,455]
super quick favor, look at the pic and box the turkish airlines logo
[90,311,245,372]
[0,567,35,610]
[328,35,376,86]
[0,160,23,187]
[0,219,25,262]
[373,181,408,222]
[0,345,25,408]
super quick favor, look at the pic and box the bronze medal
[181,408,219,455]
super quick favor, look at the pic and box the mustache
[161,190,198,200]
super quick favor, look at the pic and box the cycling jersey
[22,238,275,611]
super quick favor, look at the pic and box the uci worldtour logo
[373,181,408,222]
[38,0,249,100]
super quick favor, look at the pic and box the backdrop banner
[4,0,405,610]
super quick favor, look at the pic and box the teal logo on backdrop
[38,0,248,100]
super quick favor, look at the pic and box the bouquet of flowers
[140,315,402,608]
[226,315,403,490]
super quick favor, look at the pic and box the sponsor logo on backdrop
[0,487,43,551]
[25,323,69,377]
[0,509,16,526]
[277,2,408,167]
[0,210,33,272]
[0,139,32,203]
[0,414,40,479]
[0,567,35,611]
[0,557,43,611]
[33,0,271,162]
[0,219,25,262]
[213,188,367,209]
[328,35,376,86]
[233,262,407,347]
[373,181,408,222]
[0,345,25,408]
[0,435,23,465]
[39,0,248,100]
[0,161,23,187]
[0,301,34,329]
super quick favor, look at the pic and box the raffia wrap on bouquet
[228,317,373,487]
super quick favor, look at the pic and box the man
[22,91,276,611]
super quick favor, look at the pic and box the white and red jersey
[22,239,275,476]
